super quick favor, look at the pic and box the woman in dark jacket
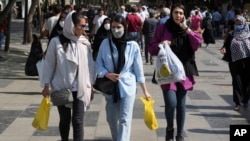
[202,12,215,48]
[25,34,43,76]
[92,17,111,61]
[220,20,242,111]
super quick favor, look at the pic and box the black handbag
[93,76,115,94]
[50,89,73,106]
[93,39,116,95]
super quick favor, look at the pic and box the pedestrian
[148,3,202,141]
[142,9,158,65]
[190,10,202,32]
[95,15,151,141]
[0,4,7,51]
[49,12,68,41]
[91,8,108,36]
[126,6,142,41]
[41,11,95,141]
[202,12,215,48]
[156,7,170,26]
[220,20,242,111]
[92,17,111,61]
[230,15,250,108]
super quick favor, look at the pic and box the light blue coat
[95,38,145,98]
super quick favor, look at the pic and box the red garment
[126,13,142,32]
[191,15,202,31]
[0,19,7,32]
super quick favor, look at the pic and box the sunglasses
[78,24,86,29]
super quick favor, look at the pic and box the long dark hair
[169,3,186,20]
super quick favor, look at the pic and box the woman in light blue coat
[95,15,151,141]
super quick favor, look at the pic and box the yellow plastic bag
[32,97,50,130]
[140,97,158,130]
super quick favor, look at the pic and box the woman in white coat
[41,11,95,141]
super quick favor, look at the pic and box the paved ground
[0,19,249,141]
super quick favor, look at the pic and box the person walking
[230,15,250,108]
[92,17,111,61]
[148,3,202,141]
[202,12,215,48]
[220,20,242,111]
[95,15,151,141]
[41,11,95,141]
[142,9,158,65]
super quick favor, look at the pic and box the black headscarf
[110,15,129,103]
[111,15,128,73]
[49,12,68,41]
[92,17,112,61]
[165,4,198,76]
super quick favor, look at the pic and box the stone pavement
[0,19,249,141]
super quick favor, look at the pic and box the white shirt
[92,14,108,34]
[46,16,59,36]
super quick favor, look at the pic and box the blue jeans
[57,92,85,141]
[128,32,139,41]
[105,94,135,141]
[162,83,187,136]
[0,32,4,50]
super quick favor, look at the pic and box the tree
[0,0,16,24]
[27,0,40,43]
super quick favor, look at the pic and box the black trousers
[230,57,250,105]
[57,91,85,141]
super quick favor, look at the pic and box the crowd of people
[18,2,250,141]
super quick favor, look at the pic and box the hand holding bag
[153,43,186,85]
[94,39,116,95]
[140,97,158,130]
[93,76,115,94]
[32,96,50,130]
[50,89,73,106]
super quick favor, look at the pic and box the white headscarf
[63,11,90,44]
[63,11,95,110]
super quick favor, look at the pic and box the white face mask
[112,28,124,38]
[104,23,110,30]
[59,21,64,28]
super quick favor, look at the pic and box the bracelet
[184,27,189,31]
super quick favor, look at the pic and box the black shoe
[176,135,184,141]
[166,128,174,141]
[150,60,153,65]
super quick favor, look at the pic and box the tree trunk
[0,0,16,24]
[4,12,12,52]
[27,0,39,43]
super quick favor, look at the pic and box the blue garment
[0,32,4,50]
[127,32,139,41]
[105,94,135,141]
[157,16,170,26]
[96,38,145,98]
[162,83,187,137]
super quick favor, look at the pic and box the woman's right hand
[41,86,50,97]
[105,73,120,82]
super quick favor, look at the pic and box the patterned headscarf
[230,15,250,62]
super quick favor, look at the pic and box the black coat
[25,35,43,76]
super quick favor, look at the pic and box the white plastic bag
[36,59,44,87]
[154,43,186,84]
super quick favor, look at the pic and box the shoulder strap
[109,38,117,71]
